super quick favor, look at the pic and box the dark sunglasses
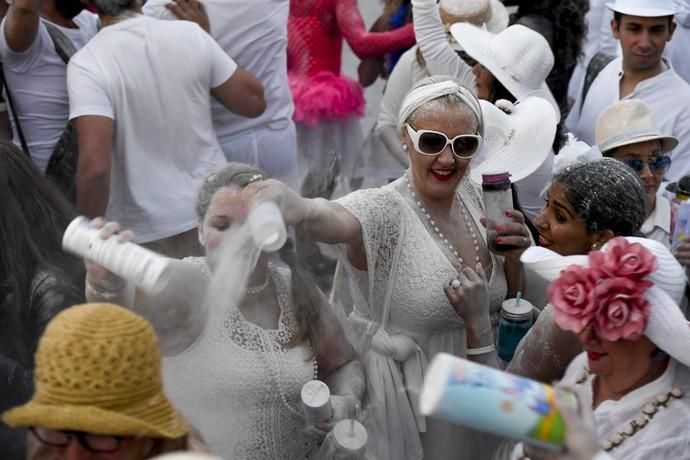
[623,155,671,175]
[31,428,123,453]
[405,124,482,159]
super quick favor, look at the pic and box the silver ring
[451,279,461,290]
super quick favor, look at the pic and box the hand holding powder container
[247,201,288,252]
[420,353,573,451]
[62,216,170,294]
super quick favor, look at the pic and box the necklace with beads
[246,274,270,295]
[404,173,480,268]
[575,367,683,453]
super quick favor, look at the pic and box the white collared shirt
[566,57,690,182]
[641,195,675,248]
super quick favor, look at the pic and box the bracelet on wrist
[86,277,127,299]
[466,344,495,356]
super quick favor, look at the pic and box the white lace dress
[162,258,317,459]
[335,177,508,460]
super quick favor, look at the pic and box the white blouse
[561,353,690,459]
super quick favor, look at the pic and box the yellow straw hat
[3,303,187,439]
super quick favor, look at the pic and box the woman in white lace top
[246,78,535,460]
[83,163,365,460]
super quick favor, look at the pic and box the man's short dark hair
[613,11,674,26]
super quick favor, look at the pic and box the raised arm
[3,0,41,53]
[410,0,475,90]
[335,0,415,60]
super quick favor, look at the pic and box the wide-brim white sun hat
[469,97,556,184]
[596,99,679,154]
[606,0,680,17]
[520,237,690,368]
[449,23,560,122]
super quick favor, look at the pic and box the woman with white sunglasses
[243,77,557,460]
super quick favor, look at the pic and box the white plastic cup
[62,216,170,294]
[301,380,333,425]
[247,201,287,252]
[332,419,368,458]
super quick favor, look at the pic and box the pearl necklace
[575,368,684,453]
[246,275,270,295]
[405,174,480,267]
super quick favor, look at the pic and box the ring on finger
[450,279,461,290]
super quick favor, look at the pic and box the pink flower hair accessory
[548,237,656,341]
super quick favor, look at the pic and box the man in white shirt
[566,0,690,182]
[0,0,98,172]
[143,0,298,186]
[69,0,266,257]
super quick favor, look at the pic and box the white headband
[397,80,483,134]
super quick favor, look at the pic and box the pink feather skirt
[289,71,366,127]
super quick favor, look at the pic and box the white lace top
[162,258,317,459]
[336,177,508,460]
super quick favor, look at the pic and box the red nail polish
[496,237,503,243]
[504,210,511,217]
[495,226,503,232]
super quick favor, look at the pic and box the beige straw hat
[595,99,678,155]
[3,303,188,439]
[439,0,509,34]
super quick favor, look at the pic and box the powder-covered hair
[196,163,323,351]
[398,75,484,137]
[552,158,646,235]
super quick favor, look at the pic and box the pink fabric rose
[548,265,600,334]
[589,237,658,280]
[592,277,652,341]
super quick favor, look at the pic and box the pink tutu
[289,72,366,127]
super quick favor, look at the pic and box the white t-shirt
[566,57,690,182]
[0,11,98,172]
[67,16,235,243]
[142,0,294,142]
